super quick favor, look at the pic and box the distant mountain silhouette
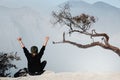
[62,0,120,33]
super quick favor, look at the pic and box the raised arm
[43,36,49,46]
[17,37,30,57]
[38,36,49,58]
[17,37,25,48]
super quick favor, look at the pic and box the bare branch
[53,39,120,56]
[51,3,120,57]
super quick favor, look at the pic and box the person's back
[23,46,47,75]
[17,37,49,75]
[28,54,42,73]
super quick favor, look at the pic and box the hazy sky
[84,0,120,8]
[0,0,119,16]
[0,0,119,15]
[0,0,120,8]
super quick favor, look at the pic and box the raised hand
[17,37,22,41]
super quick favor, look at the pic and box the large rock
[0,71,120,80]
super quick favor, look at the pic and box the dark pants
[29,60,47,76]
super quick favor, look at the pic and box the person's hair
[30,46,38,54]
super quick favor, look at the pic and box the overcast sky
[84,0,120,8]
[0,0,119,15]
[0,0,120,8]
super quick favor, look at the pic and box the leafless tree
[52,3,120,56]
